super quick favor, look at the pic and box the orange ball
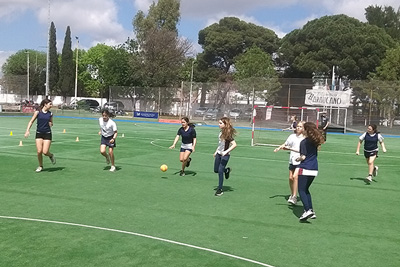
[160,164,168,172]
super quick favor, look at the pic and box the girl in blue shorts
[356,124,387,183]
[25,99,56,172]
[169,117,197,176]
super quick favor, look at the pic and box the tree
[48,22,59,94]
[1,50,46,96]
[365,5,400,41]
[198,17,280,75]
[57,26,74,99]
[234,46,281,104]
[132,0,191,110]
[80,44,113,97]
[280,15,396,79]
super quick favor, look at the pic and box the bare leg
[108,147,115,166]
[36,139,44,167]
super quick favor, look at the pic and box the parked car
[76,99,100,110]
[203,108,223,120]
[393,118,400,126]
[194,107,208,116]
[104,101,125,111]
[243,107,253,118]
[229,108,242,119]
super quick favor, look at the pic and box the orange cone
[63,129,66,133]
[19,140,23,146]
[76,137,79,142]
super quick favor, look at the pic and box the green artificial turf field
[0,115,399,267]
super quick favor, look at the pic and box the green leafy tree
[1,50,46,96]
[365,5,400,41]
[57,26,74,99]
[280,15,396,79]
[198,17,280,75]
[80,44,113,97]
[234,46,281,104]
[48,22,59,94]
[132,0,191,110]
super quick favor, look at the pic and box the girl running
[274,121,305,204]
[169,117,197,176]
[24,98,56,172]
[213,117,237,196]
[295,122,325,221]
[356,124,387,183]
[99,109,118,172]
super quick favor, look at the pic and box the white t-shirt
[216,132,234,155]
[99,118,117,137]
[284,133,304,165]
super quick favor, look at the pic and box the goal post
[251,105,320,147]
[251,105,348,146]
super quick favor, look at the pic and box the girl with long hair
[24,98,56,172]
[274,121,305,204]
[169,117,197,176]
[99,109,118,172]
[356,124,387,183]
[295,122,325,221]
[213,117,237,196]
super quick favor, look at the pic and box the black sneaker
[225,167,231,179]
[186,157,191,167]
[215,189,223,196]
[179,170,185,176]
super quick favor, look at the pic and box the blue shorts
[180,147,192,152]
[36,132,52,140]
[288,164,297,171]
[101,135,116,148]
[364,150,378,158]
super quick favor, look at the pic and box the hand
[213,152,217,158]
[192,147,195,153]
[356,151,359,155]
[274,148,279,152]
[383,148,387,153]
[24,131,30,138]
[110,138,115,144]
[169,145,175,149]
[98,131,101,135]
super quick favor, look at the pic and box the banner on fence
[134,111,158,119]
[305,89,352,107]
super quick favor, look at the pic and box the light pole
[45,0,51,97]
[25,50,30,100]
[74,36,79,100]
[188,59,195,118]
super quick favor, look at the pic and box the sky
[0,0,399,76]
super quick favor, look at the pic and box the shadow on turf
[173,170,197,176]
[350,177,376,185]
[213,186,234,193]
[40,167,65,172]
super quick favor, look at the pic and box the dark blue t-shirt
[37,110,52,133]
[177,126,196,144]
[298,138,318,171]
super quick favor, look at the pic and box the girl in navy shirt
[25,99,56,172]
[356,124,387,183]
[295,122,324,221]
[169,117,197,176]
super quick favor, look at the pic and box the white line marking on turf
[0,215,275,267]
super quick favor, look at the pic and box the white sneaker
[105,155,110,165]
[373,166,378,177]
[366,175,373,183]
[109,166,116,172]
[35,166,43,172]
[50,154,56,165]
[299,210,314,221]
[310,211,317,219]
[288,196,297,205]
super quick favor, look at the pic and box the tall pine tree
[58,26,74,99]
[48,21,59,95]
